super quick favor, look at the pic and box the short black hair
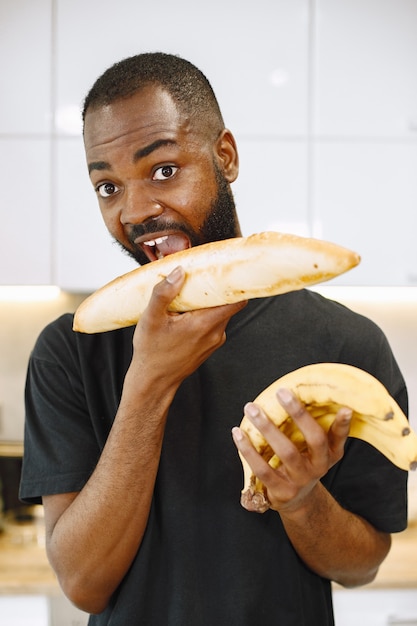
[82,52,225,132]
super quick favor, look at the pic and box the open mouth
[138,232,191,261]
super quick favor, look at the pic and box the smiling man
[20,53,409,626]
[84,74,241,266]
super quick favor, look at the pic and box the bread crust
[73,232,360,333]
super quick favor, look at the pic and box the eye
[96,182,120,198]
[153,165,178,181]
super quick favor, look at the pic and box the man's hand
[130,266,247,388]
[232,389,352,513]
[232,390,391,587]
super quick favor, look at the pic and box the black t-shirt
[20,291,408,626]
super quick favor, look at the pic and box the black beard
[114,167,240,265]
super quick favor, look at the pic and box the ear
[215,129,239,183]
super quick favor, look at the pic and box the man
[20,53,408,625]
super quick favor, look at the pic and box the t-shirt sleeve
[19,314,101,504]
[322,307,409,533]
[323,439,408,533]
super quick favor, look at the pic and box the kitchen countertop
[1,511,416,595]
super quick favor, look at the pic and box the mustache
[128,220,201,244]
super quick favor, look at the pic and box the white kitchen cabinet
[3,1,417,290]
[54,0,309,138]
[0,594,89,626]
[0,595,49,626]
[0,0,53,287]
[312,0,417,287]
[0,138,52,285]
[312,142,417,286]
[314,0,417,139]
[333,588,417,626]
[233,139,309,237]
[54,138,137,292]
[0,0,52,135]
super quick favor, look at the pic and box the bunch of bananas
[238,363,417,513]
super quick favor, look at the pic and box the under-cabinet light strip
[312,286,417,304]
[0,286,61,301]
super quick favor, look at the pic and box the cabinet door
[54,139,137,292]
[54,0,309,138]
[313,1,417,286]
[312,142,417,286]
[0,0,52,134]
[0,139,52,285]
[233,139,309,237]
[0,0,52,286]
[0,595,49,626]
[333,588,417,626]
[315,0,417,139]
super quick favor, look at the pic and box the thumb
[148,265,186,313]
[165,266,185,287]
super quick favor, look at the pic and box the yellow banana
[238,362,417,513]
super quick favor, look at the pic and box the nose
[120,182,164,225]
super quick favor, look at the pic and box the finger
[151,265,247,323]
[231,421,307,509]
[231,424,279,481]
[242,402,305,473]
[275,388,329,465]
[327,407,352,461]
[147,266,186,315]
[192,299,248,326]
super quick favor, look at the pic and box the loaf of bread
[73,232,360,333]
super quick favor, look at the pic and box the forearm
[279,481,391,587]
[45,370,178,613]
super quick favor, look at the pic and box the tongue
[156,233,191,257]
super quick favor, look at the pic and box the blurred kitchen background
[1,0,417,624]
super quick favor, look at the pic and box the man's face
[83,85,241,265]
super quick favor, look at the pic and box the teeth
[143,236,168,247]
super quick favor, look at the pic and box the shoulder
[266,289,385,339]
[297,289,388,338]
[268,290,407,407]
[31,313,77,362]
[31,313,133,365]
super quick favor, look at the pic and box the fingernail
[244,403,260,419]
[166,266,183,284]
[232,426,243,441]
[339,407,353,423]
[276,388,293,404]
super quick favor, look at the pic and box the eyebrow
[88,138,178,174]
[88,160,111,174]
[133,138,177,161]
